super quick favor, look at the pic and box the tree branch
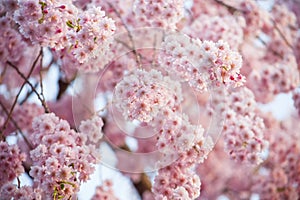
[0,49,42,137]
[0,100,33,149]
[6,61,50,113]
[20,82,39,105]
[107,2,142,67]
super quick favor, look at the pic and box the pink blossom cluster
[66,6,116,64]
[196,140,253,199]
[153,162,201,200]
[211,87,267,165]
[269,4,298,47]
[252,168,298,199]
[223,113,266,165]
[14,0,77,49]
[155,112,204,155]
[275,0,300,26]
[248,55,299,103]
[153,136,213,200]
[184,15,245,50]
[113,77,214,199]
[152,108,213,199]
[0,16,27,64]
[5,103,44,137]
[252,118,300,199]
[91,180,118,200]
[82,0,137,31]
[224,88,267,164]
[29,113,101,199]
[54,46,113,75]
[191,0,229,19]
[114,69,182,123]
[0,15,41,89]
[79,115,104,144]
[133,0,184,30]
[97,50,136,92]
[238,0,271,36]
[0,0,18,16]
[0,183,42,200]
[0,0,300,199]
[293,89,300,116]
[159,34,245,92]
[0,141,26,188]
[14,0,115,71]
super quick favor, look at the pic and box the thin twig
[214,0,242,13]
[272,19,294,50]
[257,36,284,59]
[17,177,21,189]
[39,70,47,107]
[56,71,77,100]
[43,47,55,71]
[6,61,50,113]
[107,2,142,67]
[20,82,39,105]
[114,38,152,64]
[0,100,33,149]
[215,0,295,56]
[0,64,8,83]
[39,48,47,103]
[0,49,42,136]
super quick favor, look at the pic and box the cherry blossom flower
[114,69,182,123]
[159,34,245,92]
[67,6,116,65]
[0,183,42,200]
[79,115,104,144]
[91,180,119,200]
[29,113,101,199]
[184,15,245,50]
[0,142,26,188]
[133,0,184,30]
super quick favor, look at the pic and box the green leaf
[66,20,75,28]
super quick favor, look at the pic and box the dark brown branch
[20,82,39,105]
[133,173,152,197]
[256,36,284,59]
[0,49,42,137]
[17,177,21,188]
[114,38,152,64]
[38,49,48,109]
[0,63,8,83]
[56,74,77,100]
[107,2,142,67]
[214,0,242,13]
[272,19,294,50]
[0,100,33,149]
[6,61,50,113]
[106,142,153,198]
